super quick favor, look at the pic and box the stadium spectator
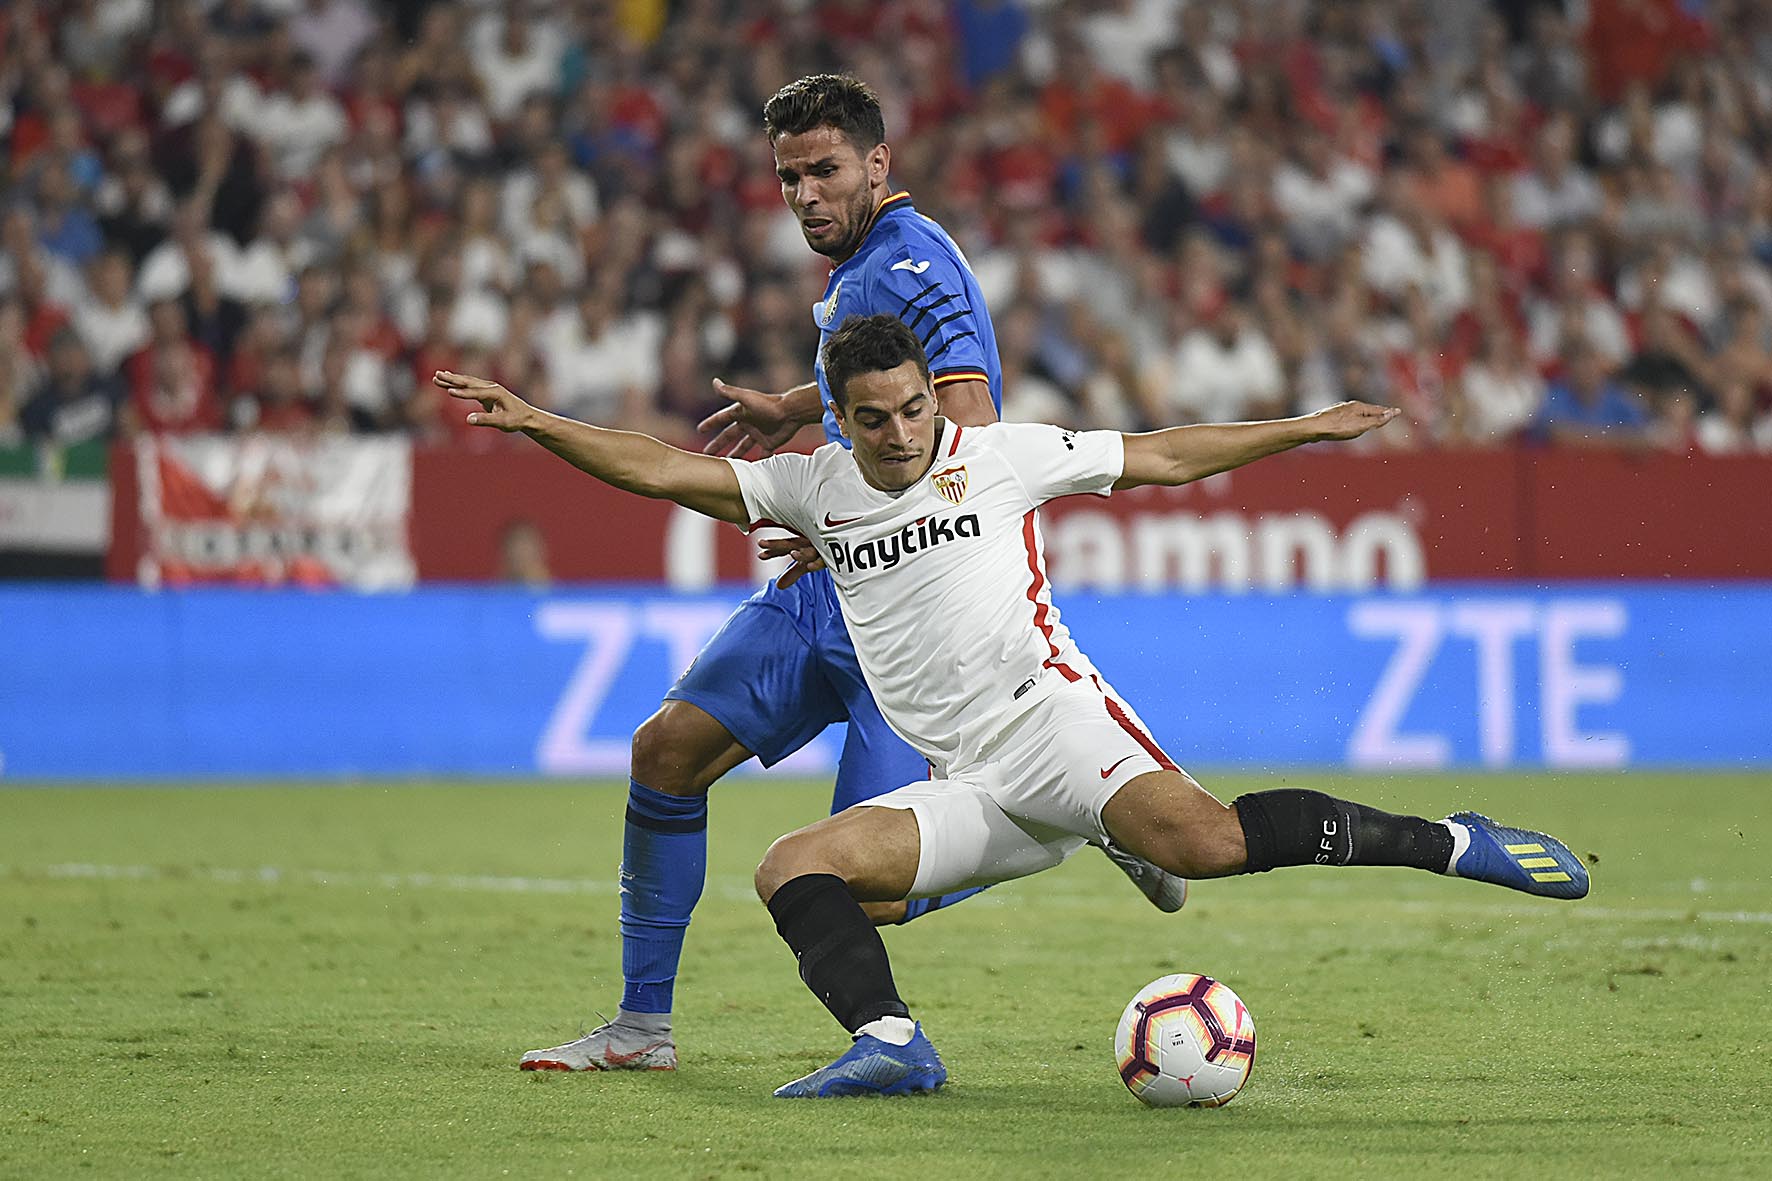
[539,280,662,428]
[0,299,40,446]
[1362,173,1470,325]
[1511,114,1602,230]
[1458,325,1546,444]
[255,51,348,179]
[1697,377,1772,453]
[498,518,553,589]
[20,329,122,446]
[33,158,105,267]
[1272,124,1375,263]
[235,346,316,433]
[0,207,85,312]
[468,2,565,124]
[5,0,1772,458]
[1153,301,1286,426]
[92,128,174,266]
[122,333,223,435]
[1539,342,1649,447]
[1528,232,1632,366]
[288,0,377,90]
[1619,303,1708,404]
[136,199,240,305]
[73,249,149,376]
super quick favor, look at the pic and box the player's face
[773,126,889,262]
[833,362,939,492]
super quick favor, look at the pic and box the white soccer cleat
[1101,841,1189,913]
[518,1023,678,1072]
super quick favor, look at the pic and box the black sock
[766,873,910,1033]
[1234,789,1453,873]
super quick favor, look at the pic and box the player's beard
[805,188,877,262]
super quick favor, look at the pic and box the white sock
[614,1009,671,1038]
[1441,820,1470,875]
[855,1015,916,1045]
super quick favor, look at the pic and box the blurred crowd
[5,0,1772,456]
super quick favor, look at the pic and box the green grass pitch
[2,773,1768,1179]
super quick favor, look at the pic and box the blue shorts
[665,569,930,812]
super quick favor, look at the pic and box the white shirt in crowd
[160,74,264,131]
[500,169,599,241]
[538,308,662,424]
[1362,215,1472,322]
[729,420,1124,773]
[1079,0,1181,90]
[136,232,244,303]
[1527,293,1632,365]
[1160,326,1284,424]
[73,298,150,375]
[1273,159,1377,257]
[289,0,378,87]
[0,248,87,308]
[1166,131,1230,198]
[1696,412,1772,454]
[1459,362,1544,441]
[470,16,565,120]
[1000,372,1073,426]
[1511,167,1602,229]
[255,90,348,178]
[232,235,316,307]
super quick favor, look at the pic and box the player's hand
[758,532,826,589]
[433,370,536,433]
[698,379,801,458]
[1308,400,1401,441]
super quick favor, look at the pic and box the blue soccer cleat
[1444,811,1589,899]
[774,1024,948,1098]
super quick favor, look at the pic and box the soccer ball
[1115,973,1257,1107]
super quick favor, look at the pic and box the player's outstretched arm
[1115,401,1399,490]
[434,370,751,526]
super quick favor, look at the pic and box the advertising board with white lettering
[1,586,1764,779]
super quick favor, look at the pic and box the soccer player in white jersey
[433,315,1589,1099]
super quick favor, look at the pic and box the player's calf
[1099,769,1247,879]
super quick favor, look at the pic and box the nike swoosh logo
[823,512,860,527]
[891,259,931,274]
[1100,755,1137,779]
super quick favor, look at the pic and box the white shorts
[865,674,1179,898]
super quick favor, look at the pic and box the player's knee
[755,830,827,902]
[861,900,908,926]
[1125,775,1246,878]
[630,706,712,796]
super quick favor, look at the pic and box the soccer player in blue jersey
[518,75,1181,1073]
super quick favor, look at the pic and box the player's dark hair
[822,314,931,407]
[763,74,886,150]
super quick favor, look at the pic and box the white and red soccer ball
[1115,973,1257,1107]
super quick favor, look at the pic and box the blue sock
[619,781,708,1015]
[897,887,988,924]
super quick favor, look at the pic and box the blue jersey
[811,192,1003,446]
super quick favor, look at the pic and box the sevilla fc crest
[931,464,968,505]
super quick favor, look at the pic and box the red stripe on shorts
[1092,674,1179,772]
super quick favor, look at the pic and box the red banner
[109,444,1772,587]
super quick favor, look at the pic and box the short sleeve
[871,248,989,387]
[724,452,817,536]
[989,422,1125,505]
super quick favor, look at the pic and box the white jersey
[728,421,1125,773]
